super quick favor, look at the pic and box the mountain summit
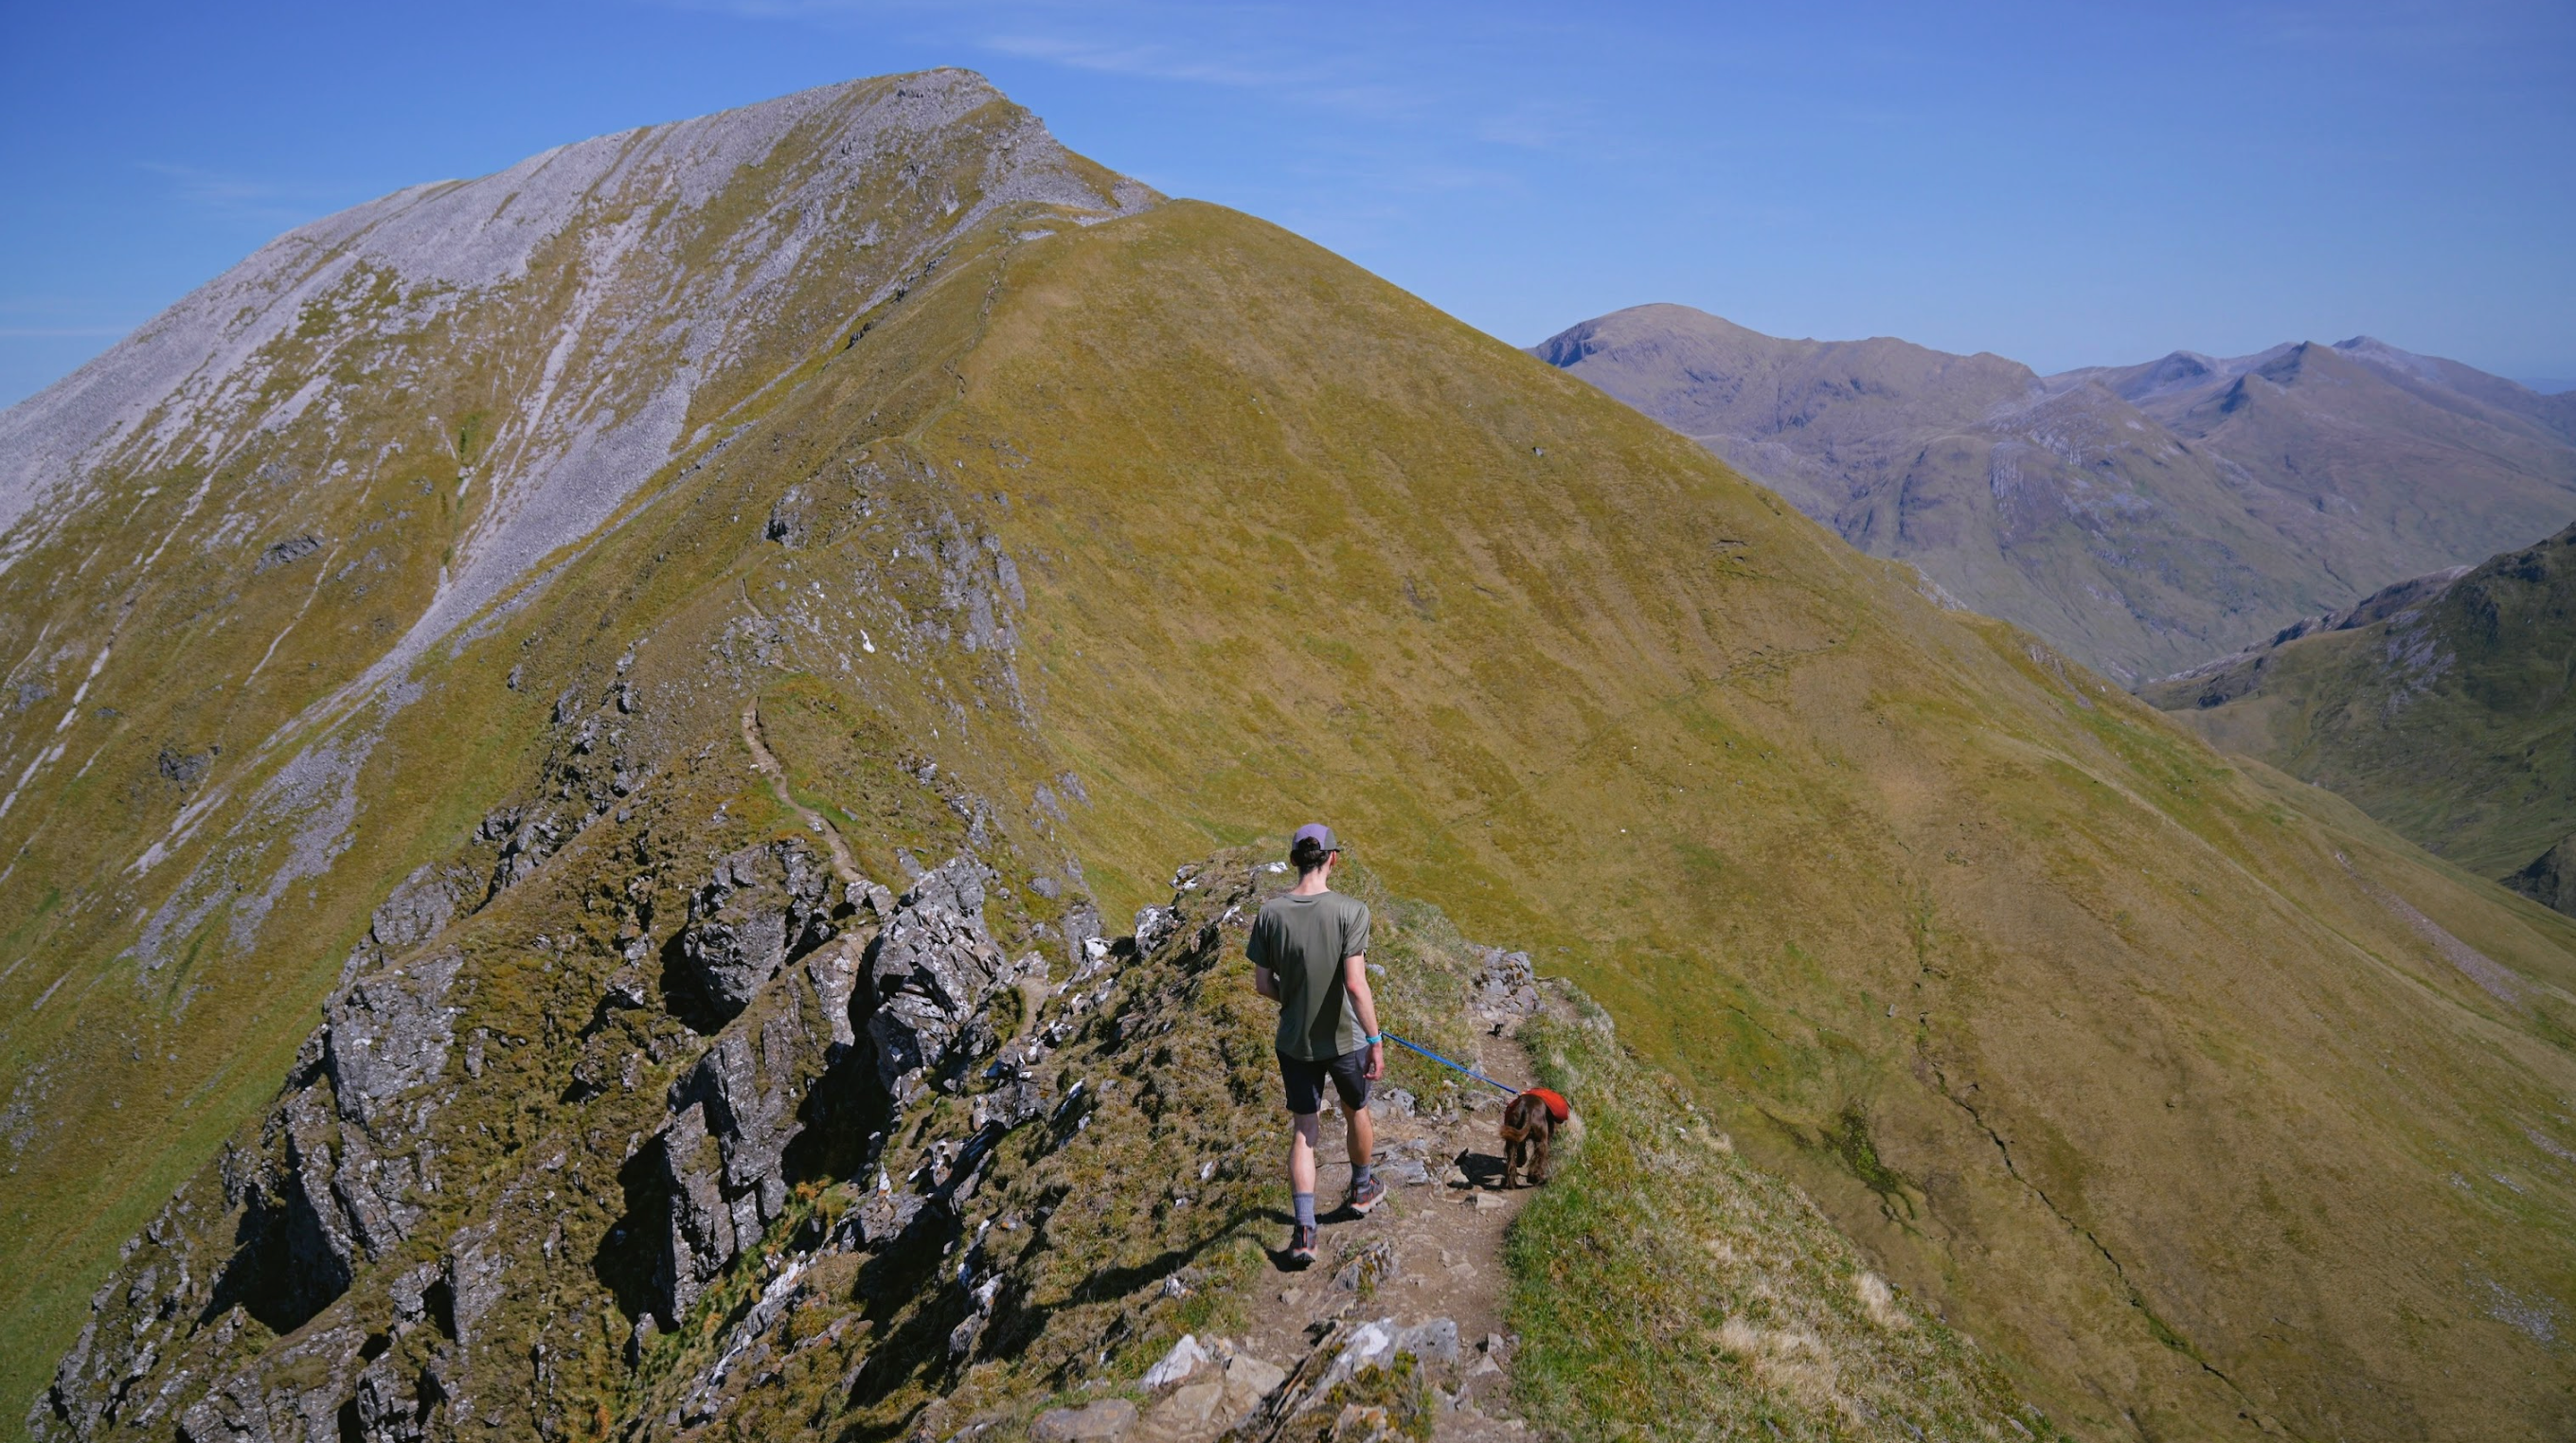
[1536,304,2576,682]
[0,70,1153,687]
[3,77,2572,1442]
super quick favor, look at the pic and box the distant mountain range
[1535,305,2576,682]
[2142,521,2576,907]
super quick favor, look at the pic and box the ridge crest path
[1116,1012,1550,1441]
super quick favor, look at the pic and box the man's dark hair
[1290,835,1333,874]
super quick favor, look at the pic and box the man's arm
[1248,920,1279,1001]
[1342,953,1384,1079]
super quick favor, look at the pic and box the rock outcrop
[861,857,1015,1098]
[674,839,841,1020]
[36,808,1040,1441]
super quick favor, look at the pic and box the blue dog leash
[1380,1031,1522,1098]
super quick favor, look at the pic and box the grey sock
[1352,1162,1373,1189]
[1294,1193,1316,1229]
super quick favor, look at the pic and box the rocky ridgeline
[32,814,1551,1443]
[32,764,1035,1443]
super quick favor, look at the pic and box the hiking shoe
[1348,1176,1388,1216]
[1288,1225,1318,1264]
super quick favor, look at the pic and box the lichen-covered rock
[347,1351,444,1443]
[862,857,1009,1097]
[1473,949,1540,1016]
[173,1318,367,1443]
[325,948,465,1133]
[646,935,866,1322]
[676,840,838,1021]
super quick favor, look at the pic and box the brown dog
[1499,1092,1555,1188]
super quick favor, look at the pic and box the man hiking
[1248,823,1386,1264]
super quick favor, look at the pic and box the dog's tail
[1499,1118,1531,1144]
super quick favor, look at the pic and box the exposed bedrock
[37,816,1035,1441]
[671,838,842,1023]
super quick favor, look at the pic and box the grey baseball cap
[1292,823,1341,852]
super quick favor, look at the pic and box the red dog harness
[1523,1086,1571,1123]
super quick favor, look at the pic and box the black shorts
[1279,1047,1371,1115]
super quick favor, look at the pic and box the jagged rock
[647,938,865,1320]
[1142,1332,1210,1387]
[765,486,814,546]
[654,1101,738,1324]
[254,533,324,573]
[863,857,1008,1096]
[1456,1355,1508,1412]
[479,806,567,894]
[275,1088,361,1301]
[970,1078,1046,1131]
[1133,904,1179,954]
[1474,948,1540,1015]
[349,1351,444,1442]
[1333,1239,1399,1293]
[209,943,468,1312]
[326,949,465,1132]
[1062,901,1104,975]
[173,1318,367,1443]
[677,840,838,1020]
[443,1220,509,1350]
[850,1186,926,1250]
[367,864,474,954]
[386,1261,440,1327]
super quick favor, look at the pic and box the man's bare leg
[1289,1112,1321,1197]
[1346,1104,1374,1198]
[1288,1112,1321,1256]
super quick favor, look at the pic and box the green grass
[1508,996,2054,1441]
[2146,526,2576,881]
[1,106,2572,1443]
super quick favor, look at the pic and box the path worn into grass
[1124,1017,1553,1442]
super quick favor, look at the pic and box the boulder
[863,857,1009,1096]
[1149,1380,1225,1431]
[1474,948,1540,1015]
[677,840,838,1020]
[1030,1398,1136,1441]
[1395,1317,1458,1366]
[1141,1332,1209,1387]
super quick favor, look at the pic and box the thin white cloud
[136,162,331,227]
[981,31,1290,89]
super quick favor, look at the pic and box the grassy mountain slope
[2142,523,2576,885]
[1536,304,2576,683]
[0,77,2572,1442]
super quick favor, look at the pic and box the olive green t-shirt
[1246,890,1372,1060]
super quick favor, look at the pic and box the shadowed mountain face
[3,75,2574,1443]
[2143,523,2576,901]
[1536,304,2576,683]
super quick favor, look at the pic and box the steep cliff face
[3,73,2574,1443]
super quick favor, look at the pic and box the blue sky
[3,1,2571,406]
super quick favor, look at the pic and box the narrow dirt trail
[1120,1013,1551,1442]
[740,697,867,887]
